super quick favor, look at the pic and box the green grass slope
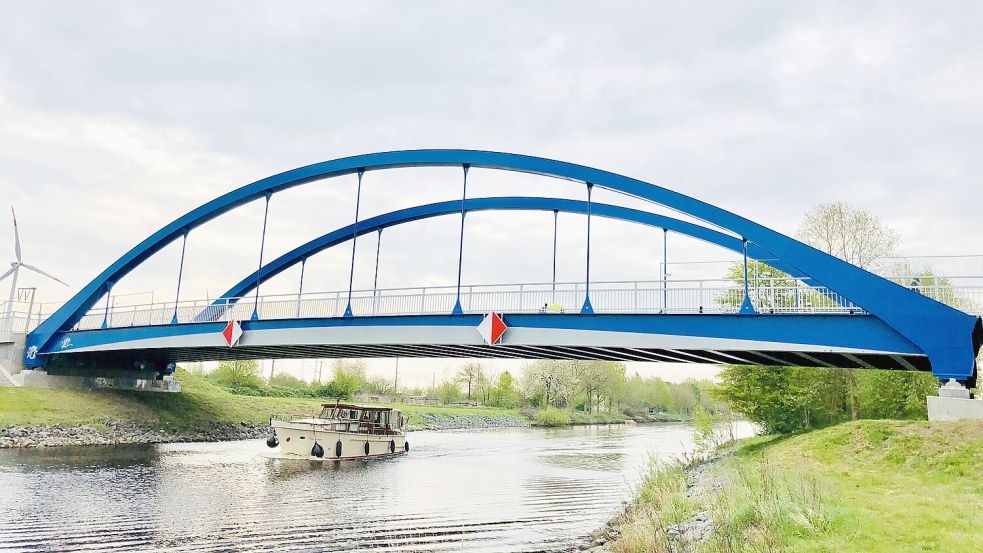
[760,420,983,552]
[0,370,329,430]
[612,419,983,553]
[0,369,528,431]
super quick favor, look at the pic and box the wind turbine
[1,207,69,327]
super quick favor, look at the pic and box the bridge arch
[27,150,981,382]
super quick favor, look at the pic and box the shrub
[435,381,463,404]
[329,360,365,399]
[534,406,572,426]
[269,373,309,389]
[209,359,263,389]
[311,381,348,399]
[226,386,263,396]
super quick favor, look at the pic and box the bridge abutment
[0,332,26,386]
[1,333,180,392]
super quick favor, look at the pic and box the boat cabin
[317,403,405,435]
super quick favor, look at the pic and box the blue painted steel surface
[582,183,595,315]
[50,313,921,357]
[27,150,980,380]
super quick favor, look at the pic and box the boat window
[338,409,360,420]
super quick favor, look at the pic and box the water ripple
[0,423,727,553]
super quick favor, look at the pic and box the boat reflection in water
[268,403,408,460]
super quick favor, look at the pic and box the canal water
[0,424,738,552]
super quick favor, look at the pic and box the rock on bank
[0,421,268,448]
[407,413,529,431]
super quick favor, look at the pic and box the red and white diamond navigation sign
[222,320,243,347]
[477,312,507,345]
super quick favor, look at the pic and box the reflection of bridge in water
[9,150,982,388]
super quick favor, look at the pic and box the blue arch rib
[27,150,980,381]
[199,196,802,321]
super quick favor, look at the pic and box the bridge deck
[46,313,931,373]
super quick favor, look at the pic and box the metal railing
[63,277,945,331]
[0,309,37,335]
[10,259,983,334]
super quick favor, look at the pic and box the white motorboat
[267,403,408,460]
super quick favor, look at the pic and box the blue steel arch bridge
[16,150,983,387]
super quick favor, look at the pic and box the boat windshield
[318,407,361,420]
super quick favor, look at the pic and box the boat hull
[271,421,408,460]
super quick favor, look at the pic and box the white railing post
[698,280,704,313]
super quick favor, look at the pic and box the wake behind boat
[267,403,409,460]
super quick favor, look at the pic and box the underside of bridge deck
[40,313,934,377]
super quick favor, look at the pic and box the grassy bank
[611,419,983,552]
[0,369,528,432]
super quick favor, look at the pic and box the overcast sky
[1,2,981,386]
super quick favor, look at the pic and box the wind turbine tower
[1,207,69,331]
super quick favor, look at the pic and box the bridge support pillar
[927,379,983,421]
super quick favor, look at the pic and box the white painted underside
[59,324,915,356]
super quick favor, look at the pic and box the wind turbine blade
[11,207,21,263]
[0,266,15,282]
[21,263,69,286]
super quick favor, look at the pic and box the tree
[855,370,938,419]
[711,365,850,433]
[475,370,492,404]
[456,362,485,401]
[210,359,262,389]
[522,360,576,408]
[795,202,902,420]
[362,375,393,396]
[796,202,900,270]
[593,361,626,413]
[717,260,800,311]
[887,260,962,309]
[573,360,604,413]
[435,380,463,404]
[329,358,365,399]
[489,371,520,408]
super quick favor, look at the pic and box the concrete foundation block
[927,395,983,421]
